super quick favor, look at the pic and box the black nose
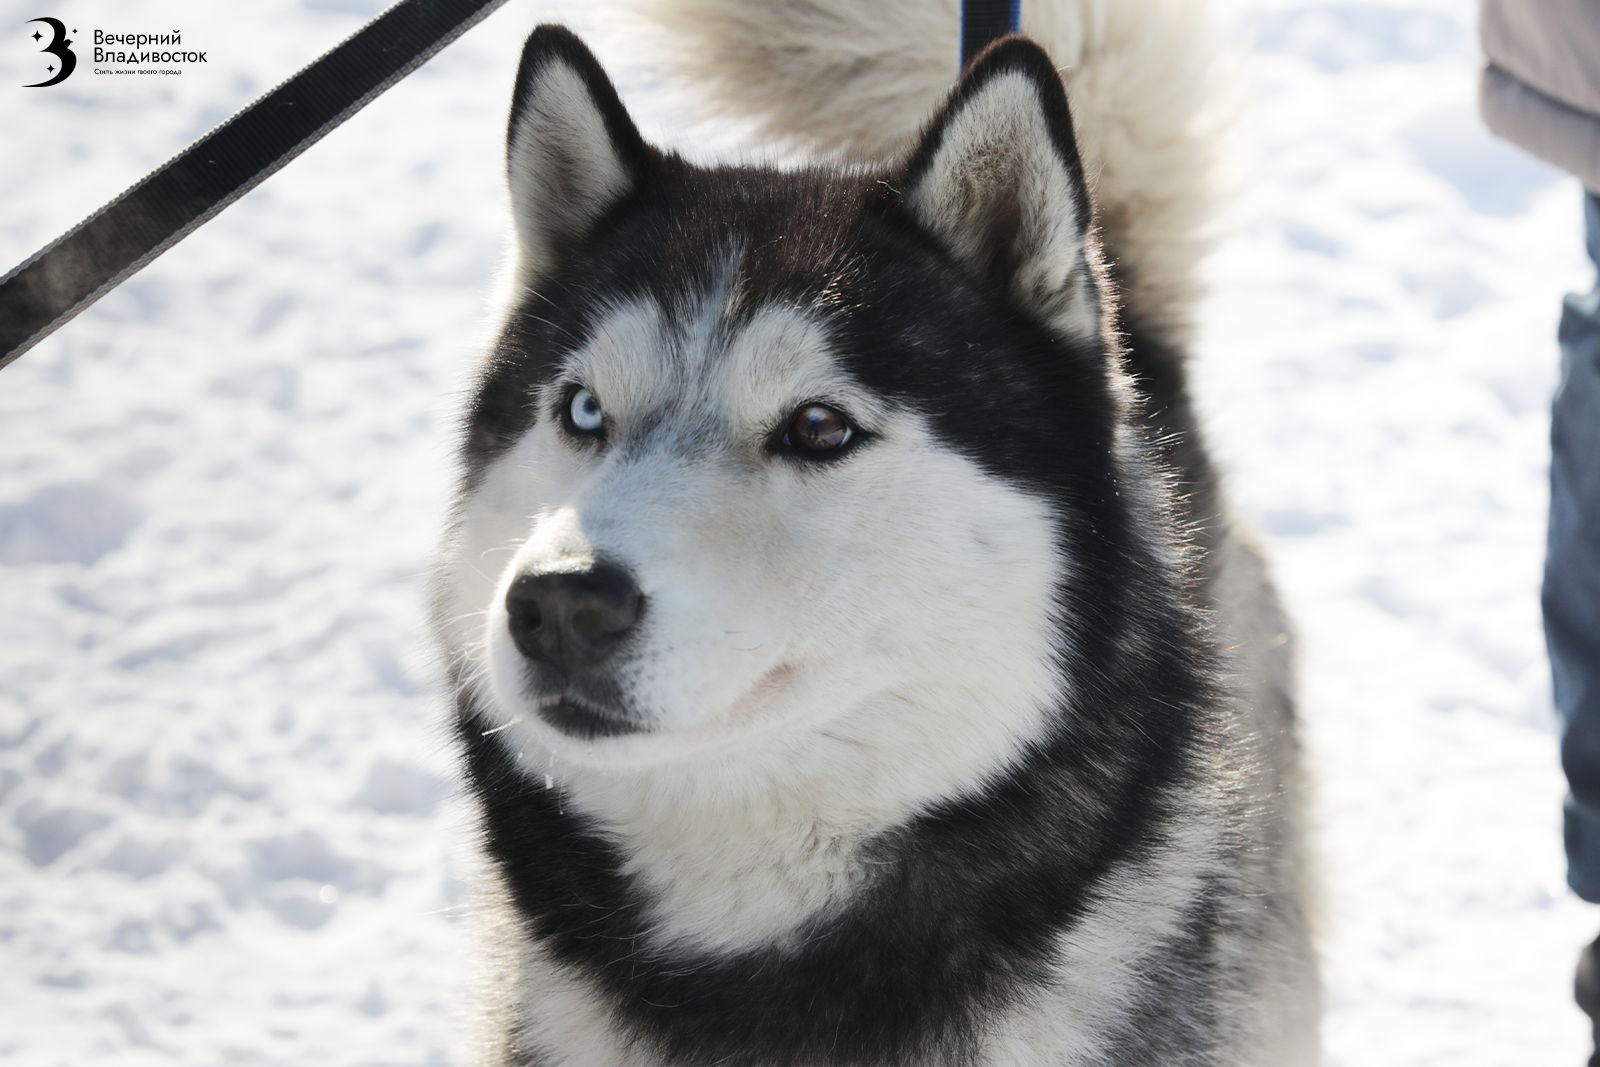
[505,561,644,672]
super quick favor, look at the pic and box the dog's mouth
[512,657,804,746]
[520,667,644,740]
[532,693,643,740]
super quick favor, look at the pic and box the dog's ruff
[432,4,1320,1064]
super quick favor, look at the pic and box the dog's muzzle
[504,560,646,738]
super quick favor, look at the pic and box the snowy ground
[0,1,1592,1063]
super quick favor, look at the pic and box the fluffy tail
[629,0,1230,345]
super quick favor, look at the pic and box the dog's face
[436,29,1120,769]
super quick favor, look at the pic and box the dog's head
[437,27,1141,770]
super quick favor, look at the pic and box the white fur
[625,0,1234,344]
[441,293,1068,954]
[988,811,1217,1063]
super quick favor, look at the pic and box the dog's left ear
[899,39,1101,340]
[506,26,654,283]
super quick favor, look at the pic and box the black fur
[452,27,1262,1065]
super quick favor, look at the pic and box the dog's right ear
[897,38,1101,342]
[506,26,653,283]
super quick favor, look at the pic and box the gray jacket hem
[1480,63,1600,196]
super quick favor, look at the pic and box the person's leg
[1552,190,1600,1063]
[1553,189,1600,903]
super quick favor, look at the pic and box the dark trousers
[1554,191,1600,902]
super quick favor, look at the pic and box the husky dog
[433,2,1319,1062]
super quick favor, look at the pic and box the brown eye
[784,404,854,455]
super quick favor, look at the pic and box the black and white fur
[433,7,1319,1063]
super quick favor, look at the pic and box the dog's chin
[490,695,728,768]
[482,653,825,769]
[497,667,653,746]
[532,694,645,741]
[483,685,670,767]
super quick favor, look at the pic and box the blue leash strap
[960,0,1022,69]
[0,0,511,371]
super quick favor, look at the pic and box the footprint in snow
[0,483,141,566]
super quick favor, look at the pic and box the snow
[0,0,1592,1062]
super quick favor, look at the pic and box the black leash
[0,0,510,371]
[960,0,1021,69]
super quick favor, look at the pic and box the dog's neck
[459,644,1214,1065]
[489,677,1060,953]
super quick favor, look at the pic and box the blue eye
[566,387,604,435]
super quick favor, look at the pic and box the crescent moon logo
[24,17,76,87]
